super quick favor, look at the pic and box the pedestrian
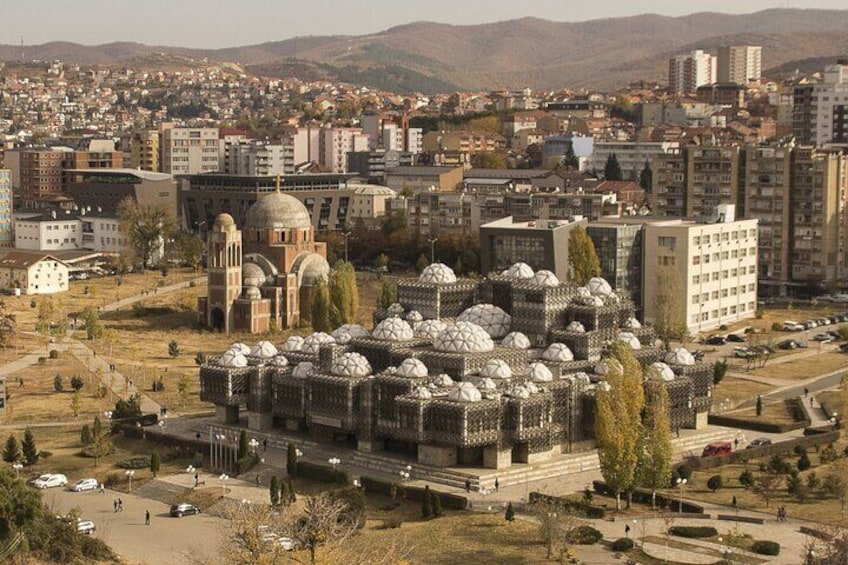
[145,510,150,525]
[19,377,23,387]
[494,477,499,492]
[465,479,471,493]
[675,427,680,438]
[256,474,261,487]
[113,499,118,513]
[804,387,809,397]
[100,482,105,494]
[625,524,631,538]
[196,432,201,442]
[118,498,123,512]
[732,495,737,509]
[263,438,268,452]
[811,396,815,407]
[194,472,199,487]
[734,438,739,449]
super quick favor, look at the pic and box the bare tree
[753,470,782,508]
[531,499,580,559]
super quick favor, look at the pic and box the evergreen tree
[70,375,84,391]
[637,369,673,510]
[310,277,331,333]
[80,425,93,447]
[71,390,82,418]
[421,485,433,518]
[377,281,398,310]
[280,479,290,506]
[563,144,579,170]
[270,475,281,506]
[505,501,515,523]
[168,340,180,358]
[21,429,38,466]
[329,261,359,328]
[639,160,653,192]
[756,395,763,416]
[2,434,20,463]
[595,342,644,510]
[431,492,443,517]
[238,430,249,460]
[604,153,623,181]
[415,254,430,274]
[568,226,601,286]
[150,450,161,477]
[93,416,103,438]
[285,476,296,504]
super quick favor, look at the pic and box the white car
[69,478,99,492]
[33,473,68,489]
[76,519,96,535]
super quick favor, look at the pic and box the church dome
[244,286,262,300]
[213,213,236,231]
[245,192,312,231]
[297,254,330,287]
[243,262,266,288]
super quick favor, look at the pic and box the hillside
[2,9,848,92]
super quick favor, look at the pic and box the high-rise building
[717,46,762,84]
[5,148,66,205]
[160,126,219,175]
[220,140,293,176]
[127,130,160,172]
[320,127,370,173]
[668,50,717,94]
[792,62,848,146]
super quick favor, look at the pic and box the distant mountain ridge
[2,9,848,92]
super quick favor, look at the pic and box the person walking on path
[145,510,150,525]
[494,478,499,492]
[256,474,261,487]
[263,438,268,452]
[99,483,105,494]
[465,479,471,493]
[732,495,737,509]
[118,498,123,512]
[804,387,809,397]
[113,499,118,513]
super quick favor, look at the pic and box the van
[701,441,732,457]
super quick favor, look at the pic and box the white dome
[281,336,305,352]
[567,372,592,385]
[480,359,512,379]
[331,324,370,344]
[531,270,560,287]
[410,386,433,400]
[665,347,696,366]
[622,317,642,329]
[397,358,428,379]
[242,262,266,287]
[302,332,335,355]
[270,355,289,367]
[229,343,251,355]
[566,321,586,333]
[419,263,457,284]
[501,332,531,349]
[587,277,613,296]
[473,377,498,391]
[415,319,447,340]
[251,341,279,359]
[292,362,313,378]
[576,287,592,299]
[433,322,495,353]
[506,262,535,279]
[542,343,574,362]
[245,191,312,230]
[597,381,612,392]
[244,285,262,300]
[594,358,622,377]
[387,303,405,317]
[447,382,482,402]
[525,381,540,394]
[219,349,248,368]
[509,385,531,399]
[617,332,642,350]
[331,352,372,378]
[406,310,424,323]
[457,304,511,339]
[650,362,675,381]
[577,295,605,307]
[527,362,554,382]
[430,373,454,387]
[372,317,415,341]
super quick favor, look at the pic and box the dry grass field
[747,351,848,380]
[712,376,773,410]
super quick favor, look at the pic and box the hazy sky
[4,0,846,48]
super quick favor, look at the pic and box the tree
[568,226,601,286]
[195,351,207,366]
[595,342,645,510]
[563,144,579,170]
[505,501,515,523]
[431,491,443,517]
[375,253,389,271]
[604,153,623,181]
[471,151,506,169]
[21,429,38,466]
[824,461,848,519]
[173,230,205,270]
[287,443,298,479]
[70,375,84,392]
[113,394,142,420]
[532,499,577,559]
[238,430,249,460]
[168,340,181,358]
[329,261,359,328]
[798,452,811,471]
[118,197,176,268]
[638,369,673,509]
[80,306,103,340]
[150,450,161,477]
[270,475,280,506]
[70,390,81,419]
[377,281,398,310]
[707,475,723,493]
[0,465,42,540]
[639,160,653,192]
[80,425,93,447]
[415,254,430,274]
[2,434,20,463]
[35,298,55,336]
[653,265,687,348]
[310,277,331,333]
[0,301,16,349]
[713,359,728,385]
[285,477,296,505]
[756,395,763,416]
[753,470,782,507]
[53,374,64,392]
[421,485,433,518]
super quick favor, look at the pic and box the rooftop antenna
[19,32,24,63]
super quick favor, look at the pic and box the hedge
[117,456,150,469]
[611,538,634,551]
[566,525,603,545]
[592,481,704,514]
[708,411,809,434]
[751,540,780,555]
[296,460,349,485]
[669,526,717,539]
[528,492,605,519]
[359,476,468,510]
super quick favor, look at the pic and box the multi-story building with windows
[126,129,159,172]
[668,50,717,94]
[0,170,11,248]
[587,220,644,310]
[590,141,679,181]
[717,45,762,84]
[160,126,220,175]
[793,61,848,146]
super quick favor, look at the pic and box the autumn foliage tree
[568,226,601,286]
[328,261,359,328]
[310,277,331,333]
[118,197,176,268]
[654,265,687,348]
[637,368,673,509]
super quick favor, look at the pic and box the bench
[716,514,765,524]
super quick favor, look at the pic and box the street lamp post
[428,237,438,264]
[219,473,229,497]
[329,458,340,480]
[249,438,259,456]
[125,470,135,494]
[342,231,352,264]
[676,477,688,513]
[12,463,23,479]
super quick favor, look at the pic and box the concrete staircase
[135,479,191,505]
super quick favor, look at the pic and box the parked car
[702,441,733,457]
[747,437,773,449]
[734,347,755,359]
[33,474,68,489]
[833,294,848,303]
[727,334,746,343]
[782,321,805,331]
[814,333,834,342]
[69,478,99,492]
[76,519,96,535]
[778,339,807,350]
[803,320,819,330]
[705,335,727,345]
[169,503,201,517]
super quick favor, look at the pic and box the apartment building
[320,127,369,173]
[793,62,848,146]
[160,126,219,175]
[347,150,415,182]
[0,170,11,248]
[220,140,292,176]
[668,50,717,94]
[384,166,464,194]
[717,46,762,84]
[15,209,124,255]
[126,129,159,172]
[590,141,679,181]
[643,210,758,333]
[5,147,67,204]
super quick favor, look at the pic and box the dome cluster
[433,322,495,353]
[331,324,370,344]
[330,352,372,378]
[458,304,511,339]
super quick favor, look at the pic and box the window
[692,275,700,284]
[658,236,677,247]
[693,255,700,265]
[692,294,700,304]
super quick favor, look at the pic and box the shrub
[739,469,754,489]
[70,375,84,391]
[421,485,433,518]
[713,359,728,385]
[677,463,693,481]
[566,525,603,545]
[168,340,180,358]
[612,538,634,551]
[53,374,63,392]
[37,357,46,364]
[751,540,780,555]
[117,456,150,469]
[195,351,206,366]
[798,452,812,471]
[719,324,728,331]
[431,492,444,517]
[236,455,258,475]
[707,475,723,492]
[381,517,403,529]
[771,322,782,331]
[49,349,60,359]
[768,454,792,474]
[328,486,366,528]
[794,445,808,457]
[821,443,839,464]
[296,460,349,484]
[669,526,718,539]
